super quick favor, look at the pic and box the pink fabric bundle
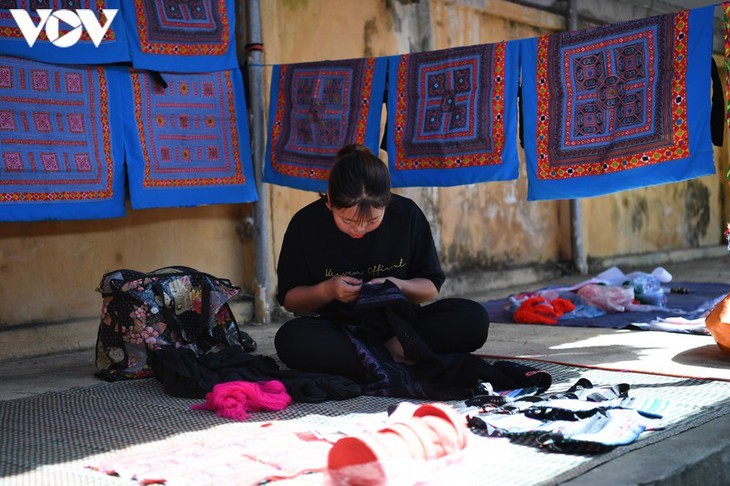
[191,380,292,420]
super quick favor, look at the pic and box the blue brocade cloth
[118,68,258,209]
[121,0,238,73]
[264,57,387,192]
[385,41,520,187]
[0,56,126,221]
[520,6,715,201]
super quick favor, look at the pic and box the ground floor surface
[1,255,729,484]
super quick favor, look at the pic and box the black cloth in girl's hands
[355,280,408,307]
[347,281,553,400]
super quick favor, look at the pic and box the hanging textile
[120,68,258,209]
[121,0,237,73]
[0,56,125,221]
[385,41,520,187]
[264,57,387,193]
[520,6,715,201]
[0,1,129,65]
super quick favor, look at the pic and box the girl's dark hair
[326,144,391,221]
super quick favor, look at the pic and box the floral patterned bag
[95,266,253,381]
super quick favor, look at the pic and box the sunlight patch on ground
[548,331,730,379]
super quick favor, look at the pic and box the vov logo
[9,9,118,48]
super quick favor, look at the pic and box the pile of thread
[327,402,467,484]
[190,380,292,420]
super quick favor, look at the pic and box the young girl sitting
[274,144,490,383]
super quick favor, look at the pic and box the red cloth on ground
[513,297,575,325]
[551,298,575,315]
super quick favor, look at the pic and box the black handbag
[95,265,256,381]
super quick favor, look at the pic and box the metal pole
[568,0,579,31]
[568,0,588,274]
[244,0,271,324]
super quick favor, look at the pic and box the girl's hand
[329,276,362,303]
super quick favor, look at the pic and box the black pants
[274,298,489,383]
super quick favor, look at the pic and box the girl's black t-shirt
[276,194,445,315]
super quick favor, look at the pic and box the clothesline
[242,0,725,67]
[264,6,718,200]
[0,2,723,221]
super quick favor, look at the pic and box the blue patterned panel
[0,56,125,220]
[386,42,520,187]
[123,0,237,72]
[552,24,665,165]
[521,6,716,200]
[264,57,387,192]
[120,67,258,208]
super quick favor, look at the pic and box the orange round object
[327,434,388,486]
[706,293,730,355]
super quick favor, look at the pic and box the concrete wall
[0,203,253,321]
[0,0,727,360]
[262,0,571,285]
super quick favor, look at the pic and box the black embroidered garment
[348,281,552,400]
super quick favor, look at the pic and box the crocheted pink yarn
[191,380,292,420]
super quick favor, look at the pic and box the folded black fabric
[491,360,553,393]
[148,346,362,403]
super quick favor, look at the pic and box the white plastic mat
[1,359,729,485]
